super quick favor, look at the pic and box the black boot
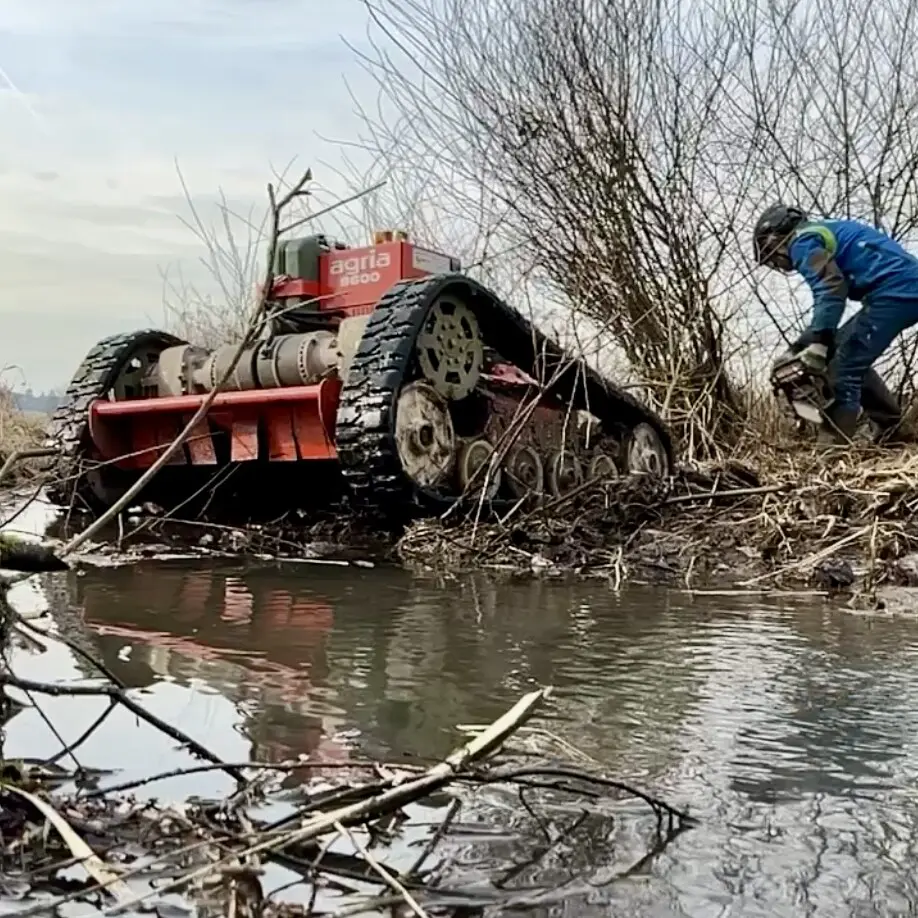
[820,404,859,444]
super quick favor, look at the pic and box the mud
[391,447,918,603]
[40,504,395,574]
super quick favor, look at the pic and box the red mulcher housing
[46,230,674,517]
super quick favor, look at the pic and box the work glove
[797,342,828,374]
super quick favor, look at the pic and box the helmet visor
[756,232,793,270]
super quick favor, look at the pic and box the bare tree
[344,0,918,454]
[347,0,769,453]
[722,0,918,402]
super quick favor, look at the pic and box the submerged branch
[0,678,692,917]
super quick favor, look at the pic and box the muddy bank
[398,448,918,602]
[38,500,396,567]
[11,445,918,603]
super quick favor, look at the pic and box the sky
[0,0,380,391]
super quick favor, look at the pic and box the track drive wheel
[623,422,671,477]
[415,295,483,399]
[46,329,185,513]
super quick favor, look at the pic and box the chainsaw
[769,321,905,440]
[769,351,834,428]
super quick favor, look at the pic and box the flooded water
[7,555,918,916]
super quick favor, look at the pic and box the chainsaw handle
[787,328,837,359]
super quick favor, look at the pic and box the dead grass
[0,385,48,487]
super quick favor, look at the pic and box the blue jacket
[788,218,918,333]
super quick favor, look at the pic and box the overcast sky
[0,0,379,391]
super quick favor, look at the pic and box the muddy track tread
[45,329,184,507]
[336,273,673,515]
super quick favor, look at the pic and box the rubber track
[335,273,674,515]
[45,329,184,508]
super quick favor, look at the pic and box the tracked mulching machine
[46,231,674,518]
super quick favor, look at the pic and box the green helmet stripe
[793,223,837,254]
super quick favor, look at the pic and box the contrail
[0,60,50,133]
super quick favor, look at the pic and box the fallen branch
[103,686,553,913]
[334,819,430,918]
[1,673,248,784]
[1,782,133,905]
[663,484,788,505]
[59,169,314,558]
[0,673,690,917]
[0,532,68,573]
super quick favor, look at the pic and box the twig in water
[1,782,133,905]
[334,819,430,917]
[80,758,407,800]
[99,687,552,914]
[405,797,461,879]
[1,672,248,784]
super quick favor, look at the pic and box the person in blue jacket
[753,204,918,441]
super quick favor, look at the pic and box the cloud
[0,0,380,390]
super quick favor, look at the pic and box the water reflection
[71,564,346,767]
[11,563,918,915]
[67,564,718,772]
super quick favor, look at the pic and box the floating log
[0,533,67,573]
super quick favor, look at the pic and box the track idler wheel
[588,451,619,482]
[623,422,671,477]
[505,444,544,501]
[547,450,584,498]
[394,382,457,488]
[457,438,502,499]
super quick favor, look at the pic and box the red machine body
[83,233,533,477]
[272,235,458,317]
[50,226,674,515]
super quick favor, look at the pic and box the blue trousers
[832,294,918,412]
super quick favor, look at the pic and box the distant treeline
[12,389,63,414]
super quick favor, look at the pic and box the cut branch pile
[398,446,918,594]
